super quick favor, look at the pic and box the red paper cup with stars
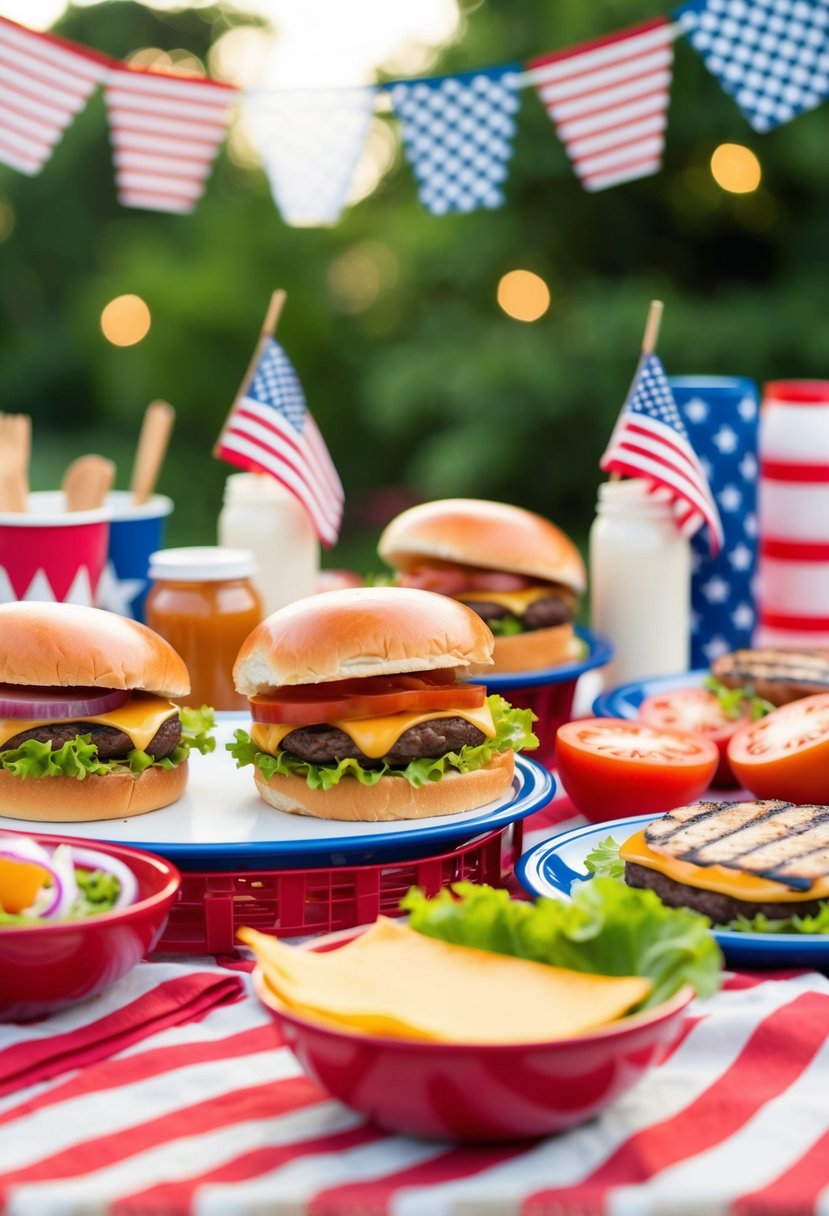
[0,491,109,607]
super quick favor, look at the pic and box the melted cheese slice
[250,701,496,760]
[241,918,652,1045]
[621,829,829,903]
[0,695,178,754]
[457,586,560,616]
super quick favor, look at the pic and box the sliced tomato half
[728,693,829,803]
[250,673,486,726]
[555,718,719,822]
[639,687,750,788]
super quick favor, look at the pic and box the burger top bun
[234,586,494,695]
[378,498,586,596]
[0,602,190,697]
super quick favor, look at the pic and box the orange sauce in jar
[145,547,263,711]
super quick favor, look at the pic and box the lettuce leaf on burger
[228,586,538,821]
[0,602,213,822]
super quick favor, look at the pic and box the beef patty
[465,594,572,631]
[625,860,825,923]
[282,716,486,768]
[2,714,181,761]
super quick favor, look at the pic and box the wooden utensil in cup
[62,455,116,512]
[130,400,175,506]
[0,413,31,513]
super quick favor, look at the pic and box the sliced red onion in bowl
[0,685,131,721]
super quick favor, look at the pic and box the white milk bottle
[218,473,319,617]
[589,478,691,686]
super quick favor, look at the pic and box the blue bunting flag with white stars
[389,65,522,215]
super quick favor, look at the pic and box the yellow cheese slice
[241,919,652,1045]
[457,586,562,617]
[250,701,496,761]
[0,695,178,755]
[620,828,829,903]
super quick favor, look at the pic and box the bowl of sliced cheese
[242,879,718,1142]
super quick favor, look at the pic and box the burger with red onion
[378,498,586,674]
[0,602,214,822]
[228,586,537,821]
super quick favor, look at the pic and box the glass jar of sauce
[145,547,263,711]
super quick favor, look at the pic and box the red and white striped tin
[757,380,829,646]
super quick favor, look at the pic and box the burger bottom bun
[253,750,515,823]
[491,623,581,675]
[0,761,188,823]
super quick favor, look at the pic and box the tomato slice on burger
[250,673,486,726]
[728,693,829,803]
[639,687,750,788]
[555,718,719,821]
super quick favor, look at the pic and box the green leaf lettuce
[402,879,723,1007]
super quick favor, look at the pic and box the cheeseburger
[0,602,213,822]
[229,586,537,822]
[378,498,586,674]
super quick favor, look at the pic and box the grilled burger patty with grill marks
[624,799,829,922]
[712,648,829,706]
[2,716,182,761]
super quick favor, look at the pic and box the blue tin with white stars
[97,492,174,623]
[669,376,760,668]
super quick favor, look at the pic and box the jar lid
[149,546,256,581]
[764,380,829,405]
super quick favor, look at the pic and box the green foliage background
[1,0,828,573]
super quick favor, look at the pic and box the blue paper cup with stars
[669,376,760,668]
[97,491,174,622]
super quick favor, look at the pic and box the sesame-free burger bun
[0,761,188,822]
[0,602,190,697]
[253,750,514,822]
[233,586,495,695]
[378,498,586,596]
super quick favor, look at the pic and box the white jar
[218,473,319,617]
[589,478,691,686]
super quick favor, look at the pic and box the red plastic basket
[154,821,524,955]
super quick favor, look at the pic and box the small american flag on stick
[600,301,723,555]
[214,291,344,547]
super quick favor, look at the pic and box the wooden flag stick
[213,289,287,458]
[641,298,664,355]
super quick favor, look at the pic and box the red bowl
[251,926,694,1142]
[0,830,181,1022]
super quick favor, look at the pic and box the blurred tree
[0,0,828,572]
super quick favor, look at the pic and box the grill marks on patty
[643,799,829,889]
[2,714,181,761]
[281,717,487,768]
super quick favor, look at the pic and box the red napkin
[0,964,244,1097]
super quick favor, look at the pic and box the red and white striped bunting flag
[2,961,829,1214]
[0,16,108,177]
[104,66,237,214]
[530,19,676,193]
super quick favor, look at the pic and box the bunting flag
[676,0,829,132]
[215,336,344,547]
[389,66,522,215]
[104,66,237,213]
[530,19,676,192]
[0,17,108,176]
[600,352,724,555]
[247,87,376,227]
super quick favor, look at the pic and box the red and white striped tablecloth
[3,791,829,1215]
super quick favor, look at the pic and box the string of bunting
[1,0,827,222]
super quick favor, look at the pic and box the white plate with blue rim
[516,812,829,969]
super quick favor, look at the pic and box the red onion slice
[0,686,130,720]
[0,844,71,917]
[67,846,139,910]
